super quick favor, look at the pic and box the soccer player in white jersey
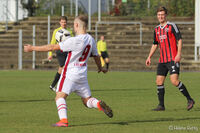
[24,15,113,127]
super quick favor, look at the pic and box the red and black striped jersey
[153,21,182,63]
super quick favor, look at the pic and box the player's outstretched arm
[24,44,60,52]
[93,56,107,73]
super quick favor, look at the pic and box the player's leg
[153,75,166,111]
[169,61,195,110]
[81,96,113,118]
[50,67,62,91]
[170,74,195,111]
[82,96,99,109]
[153,63,168,111]
[104,57,109,70]
[52,77,74,127]
[52,92,69,127]
[76,82,113,118]
[102,51,109,70]
[50,51,67,91]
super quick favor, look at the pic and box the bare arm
[174,39,182,63]
[24,44,60,52]
[145,44,158,66]
[93,56,107,73]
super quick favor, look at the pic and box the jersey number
[79,45,91,62]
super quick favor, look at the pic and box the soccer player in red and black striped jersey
[145,6,195,111]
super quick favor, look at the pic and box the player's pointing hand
[24,44,33,52]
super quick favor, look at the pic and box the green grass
[0,70,199,133]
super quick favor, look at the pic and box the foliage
[21,0,39,16]
[118,0,195,17]
[32,0,84,16]
[21,0,195,17]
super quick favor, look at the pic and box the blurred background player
[24,15,113,127]
[145,6,195,111]
[97,35,110,70]
[48,16,74,91]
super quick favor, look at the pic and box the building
[0,0,28,22]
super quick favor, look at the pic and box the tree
[21,0,38,16]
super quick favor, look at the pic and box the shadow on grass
[0,99,54,103]
[70,117,200,127]
[0,97,80,103]
[93,88,148,92]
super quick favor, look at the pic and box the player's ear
[75,22,78,28]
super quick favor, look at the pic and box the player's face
[101,36,104,41]
[157,11,167,24]
[60,19,67,28]
[73,21,78,33]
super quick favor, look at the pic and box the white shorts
[56,78,91,98]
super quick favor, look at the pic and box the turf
[0,70,199,133]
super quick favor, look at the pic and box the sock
[157,85,165,107]
[86,97,99,109]
[56,98,67,120]
[106,63,109,70]
[51,72,61,88]
[177,81,192,101]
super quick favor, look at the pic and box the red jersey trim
[58,52,72,92]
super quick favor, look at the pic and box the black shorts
[101,51,109,59]
[56,50,68,67]
[157,61,180,76]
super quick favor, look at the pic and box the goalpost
[195,0,200,61]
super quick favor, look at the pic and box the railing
[174,22,198,61]
[95,21,143,45]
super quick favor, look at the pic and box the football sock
[56,98,67,120]
[177,81,192,101]
[86,97,99,109]
[51,72,61,88]
[157,85,165,107]
[106,63,109,70]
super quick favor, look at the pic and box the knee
[55,95,63,101]
[105,58,109,63]
[171,80,179,86]
[156,79,163,86]
[55,92,67,101]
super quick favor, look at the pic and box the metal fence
[95,21,142,45]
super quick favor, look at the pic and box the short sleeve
[171,23,182,41]
[59,37,83,52]
[153,30,158,45]
[59,37,74,52]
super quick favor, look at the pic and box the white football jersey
[59,33,98,83]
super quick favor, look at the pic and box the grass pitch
[0,70,199,133]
